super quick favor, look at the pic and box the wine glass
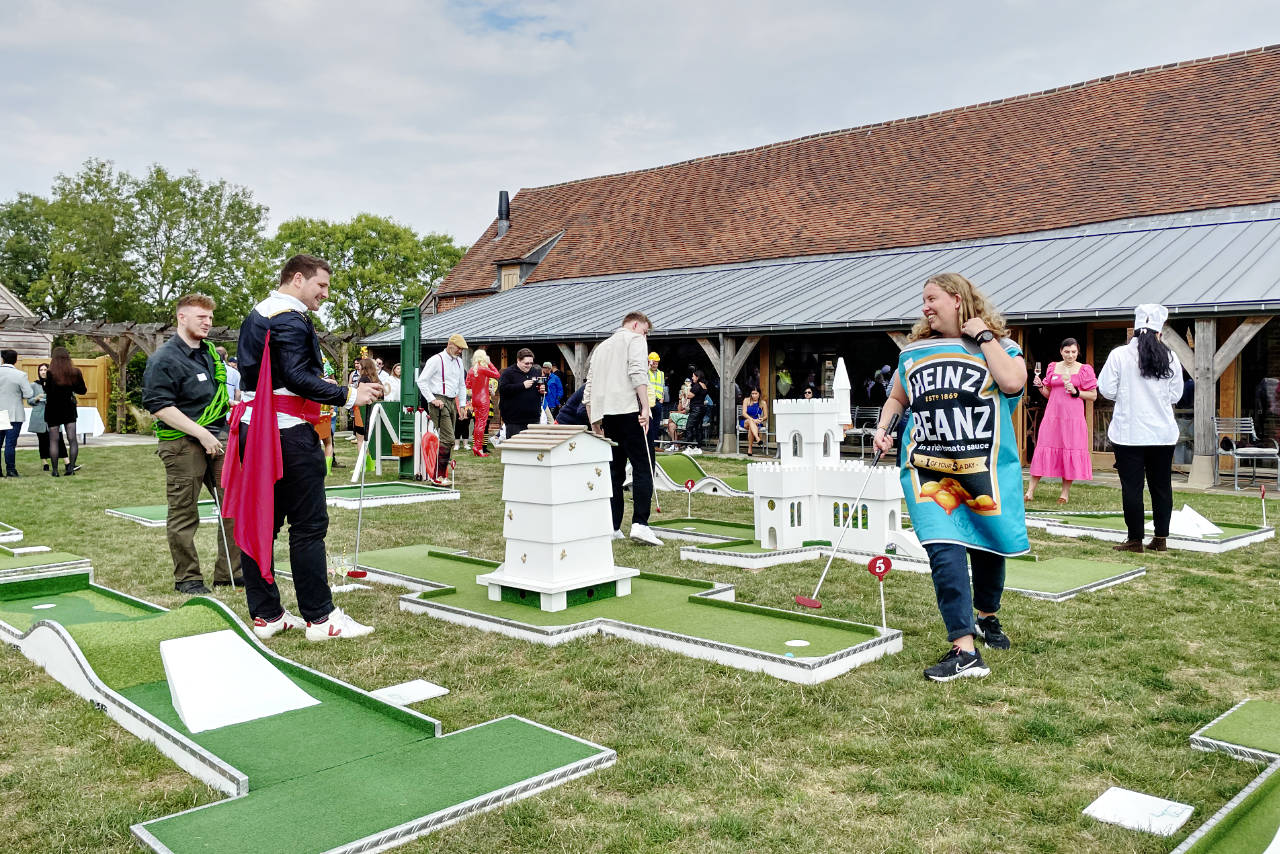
[1033,362,1042,387]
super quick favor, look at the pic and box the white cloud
[1,0,1278,247]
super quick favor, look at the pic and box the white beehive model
[748,359,925,557]
[476,424,639,612]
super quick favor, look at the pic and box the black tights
[51,424,79,470]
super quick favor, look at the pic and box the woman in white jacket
[1097,304,1185,553]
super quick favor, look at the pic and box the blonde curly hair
[907,272,1010,343]
[472,348,492,368]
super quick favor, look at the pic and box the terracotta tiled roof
[438,45,1280,300]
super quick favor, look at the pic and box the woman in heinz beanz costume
[872,273,1028,683]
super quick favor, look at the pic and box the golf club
[207,479,236,591]
[796,412,899,609]
[643,412,662,514]
[350,358,380,580]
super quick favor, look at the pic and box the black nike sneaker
[924,646,990,682]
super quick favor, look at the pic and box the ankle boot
[51,460,59,477]
[1112,539,1144,553]
[1146,536,1168,552]
[435,448,452,482]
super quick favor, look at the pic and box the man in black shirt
[497,348,544,440]
[142,293,241,595]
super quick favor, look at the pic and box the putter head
[346,569,368,579]
[794,595,822,609]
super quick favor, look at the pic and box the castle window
[860,504,869,528]
[791,433,802,458]
[789,502,795,527]
[833,502,840,526]
[797,501,802,525]
[823,433,832,457]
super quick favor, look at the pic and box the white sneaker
[305,606,375,641]
[630,524,664,546]
[612,529,625,540]
[253,610,305,640]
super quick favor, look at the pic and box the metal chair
[1213,416,1279,489]
[845,406,882,456]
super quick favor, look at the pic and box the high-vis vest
[647,368,665,407]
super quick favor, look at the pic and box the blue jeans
[2,422,22,473]
[924,542,1006,643]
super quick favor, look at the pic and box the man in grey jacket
[0,349,35,477]
[584,312,662,546]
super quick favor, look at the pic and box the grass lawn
[1,444,1278,853]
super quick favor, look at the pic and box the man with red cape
[222,254,383,641]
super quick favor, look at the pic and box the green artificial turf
[1182,767,1280,854]
[362,546,879,657]
[143,716,605,853]
[65,606,232,690]
[121,678,433,788]
[108,483,451,523]
[1004,557,1141,595]
[0,550,89,571]
[720,474,750,491]
[658,518,756,539]
[0,589,146,631]
[657,454,708,486]
[1200,700,1280,756]
[324,482,452,498]
[1033,512,1263,539]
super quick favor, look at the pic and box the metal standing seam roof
[365,204,1280,347]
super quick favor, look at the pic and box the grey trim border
[130,715,615,854]
[1168,760,1280,854]
[1004,567,1146,601]
[1190,699,1280,765]
[679,541,932,574]
[1026,512,1275,553]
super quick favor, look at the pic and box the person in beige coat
[584,311,663,546]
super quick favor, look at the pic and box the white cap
[1134,303,1168,332]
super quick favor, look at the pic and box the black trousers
[237,422,334,622]
[1112,443,1175,541]
[685,403,705,446]
[604,413,652,530]
[506,422,530,439]
[647,402,664,463]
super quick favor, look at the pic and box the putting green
[143,716,605,853]
[3,570,612,852]
[721,474,749,491]
[659,518,756,539]
[1005,557,1141,595]
[364,547,879,657]
[1182,767,1280,853]
[109,483,454,523]
[657,453,707,485]
[1200,700,1280,756]
[323,482,453,498]
[0,550,90,571]
[1033,512,1261,539]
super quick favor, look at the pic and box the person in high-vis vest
[142,293,241,595]
[646,352,665,463]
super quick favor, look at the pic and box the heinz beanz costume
[897,335,1029,556]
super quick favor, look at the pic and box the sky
[2,1,1278,247]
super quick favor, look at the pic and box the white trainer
[612,529,625,540]
[305,607,375,641]
[630,523,664,546]
[252,610,305,640]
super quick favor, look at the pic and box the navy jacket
[236,294,349,408]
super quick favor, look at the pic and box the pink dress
[1029,362,1095,481]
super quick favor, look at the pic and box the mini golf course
[1026,510,1274,552]
[1172,700,1280,853]
[651,453,750,496]
[0,546,91,578]
[0,520,23,542]
[1002,555,1146,601]
[107,481,460,525]
[347,544,899,684]
[0,567,613,854]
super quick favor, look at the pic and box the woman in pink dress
[1026,338,1097,503]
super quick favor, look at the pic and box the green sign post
[398,306,421,479]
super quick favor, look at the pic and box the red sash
[220,334,327,583]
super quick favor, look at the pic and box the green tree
[269,214,465,338]
[27,159,136,322]
[129,165,270,326]
[0,193,53,305]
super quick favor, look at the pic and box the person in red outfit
[465,348,501,456]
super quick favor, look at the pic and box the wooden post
[696,335,760,453]
[1188,318,1217,487]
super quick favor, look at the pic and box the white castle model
[748,360,925,558]
[476,424,638,612]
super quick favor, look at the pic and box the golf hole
[683,526,696,531]
[32,603,56,610]
[784,639,810,647]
